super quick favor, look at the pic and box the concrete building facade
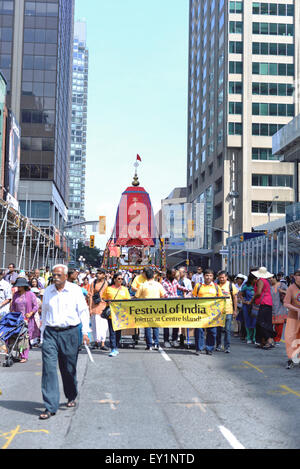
[187,0,299,269]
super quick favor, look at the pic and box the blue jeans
[194,328,205,351]
[107,318,121,350]
[145,328,159,347]
[216,314,233,349]
[195,327,216,352]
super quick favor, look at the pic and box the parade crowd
[1,262,300,370]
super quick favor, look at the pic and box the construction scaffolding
[0,198,67,272]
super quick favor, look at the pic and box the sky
[74,0,189,249]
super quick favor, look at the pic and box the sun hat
[14,277,30,288]
[252,267,273,279]
[236,273,247,280]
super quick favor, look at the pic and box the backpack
[215,280,234,303]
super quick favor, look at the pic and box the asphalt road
[0,333,299,450]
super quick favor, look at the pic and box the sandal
[19,359,28,363]
[263,343,275,350]
[66,400,76,408]
[39,410,56,420]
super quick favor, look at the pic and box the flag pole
[132,155,141,186]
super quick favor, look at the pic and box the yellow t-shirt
[131,274,146,291]
[192,282,223,298]
[135,280,166,299]
[218,281,239,315]
[102,286,131,301]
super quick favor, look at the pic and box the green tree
[76,241,103,267]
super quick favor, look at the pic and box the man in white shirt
[88,270,97,285]
[39,264,90,420]
[192,267,204,288]
[178,267,192,292]
[0,270,12,319]
[34,268,46,288]
[77,270,86,285]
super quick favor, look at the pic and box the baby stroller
[0,312,29,367]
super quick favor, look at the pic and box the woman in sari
[10,277,39,363]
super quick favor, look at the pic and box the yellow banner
[110,297,226,331]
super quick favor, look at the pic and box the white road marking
[158,347,172,361]
[218,426,245,449]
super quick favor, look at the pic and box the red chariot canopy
[113,186,156,247]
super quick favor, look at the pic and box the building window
[229,101,242,114]
[252,148,281,161]
[229,61,243,73]
[252,82,294,96]
[252,42,294,56]
[229,41,243,54]
[252,200,292,213]
[229,21,243,34]
[215,176,222,193]
[229,1,243,14]
[229,122,242,135]
[19,200,51,219]
[229,81,242,94]
[252,102,294,117]
[252,22,294,36]
[252,3,294,16]
[252,174,293,188]
[214,202,223,219]
[252,123,284,136]
[252,62,294,76]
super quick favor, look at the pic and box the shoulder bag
[250,287,266,318]
[101,287,121,320]
[92,280,106,305]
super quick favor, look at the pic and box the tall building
[0,0,74,240]
[187,0,299,269]
[66,20,89,250]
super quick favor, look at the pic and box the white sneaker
[247,340,252,344]
[164,341,171,348]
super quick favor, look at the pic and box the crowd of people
[1,262,300,369]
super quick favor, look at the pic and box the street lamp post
[78,255,85,269]
[267,196,279,224]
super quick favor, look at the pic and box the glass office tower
[66,20,89,250]
[0,0,74,236]
[187,0,298,269]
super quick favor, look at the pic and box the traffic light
[90,235,95,249]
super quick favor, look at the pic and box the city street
[0,333,299,450]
